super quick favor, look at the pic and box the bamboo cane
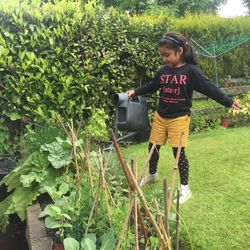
[85,145,93,191]
[137,204,149,244]
[175,189,180,250]
[139,140,157,183]
[109,130,134,190]
[154,199,171,249]
[163,177,170,237]
[167,132,184,215]
[135,156,150,246]
[56,114,72,140]
[134,159,139,250]
[110,129,169,249]
[85,165,103,235]
[71,121,80,180]
[115,196,135,250]
[100,161,112,227]
[94,150,114,216]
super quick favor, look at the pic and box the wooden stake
[115,196,135,250]
[94,150,114,216]
[154,199,171,248]
[85,166,103,235]
[175,190,180,250]
[134,160,139,250]
[110,129,135,191]
[167,132,184,215]
[137,204,149,244]
[139,140,157,183]
[85,143,94,192]
[163,177,170,237]
[110,129,170,249]
[100,162,112,227]
[56,114,72,140]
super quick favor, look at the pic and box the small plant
[81,108,109,143]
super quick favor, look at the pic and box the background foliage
[101,0,227,16]
[0,0,249,156]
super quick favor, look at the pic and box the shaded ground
[0,215,28,250]
[0,162,28,250]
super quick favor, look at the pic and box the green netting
[191,34,250,58]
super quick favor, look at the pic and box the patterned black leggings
[148,142,189,185]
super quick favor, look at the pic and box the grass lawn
[119,127,250,250]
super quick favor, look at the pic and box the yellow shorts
[149,111,190,147]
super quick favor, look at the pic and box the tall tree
[242,0,250,14]
[157,0,227,16]
[102,0,149,13]
[102,0,227,15]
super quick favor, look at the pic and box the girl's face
[158,46,184,68]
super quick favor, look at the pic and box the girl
[126,32,240,204]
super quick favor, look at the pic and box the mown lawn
[120,127,250,250]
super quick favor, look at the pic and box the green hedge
[0,1,168,123]
[0,0,249,128]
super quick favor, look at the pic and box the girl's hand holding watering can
[126,89,135,98]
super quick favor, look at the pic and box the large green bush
[0,0,167,124]
[0,0,249,136]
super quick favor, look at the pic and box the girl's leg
[172,147,189,185]
[149,142,161,174]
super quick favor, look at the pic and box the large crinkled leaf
[0,195,14,231]
[43,182,69,201]
[0,151,49,190]
[20,170,46,187]
[0,215,9,232]
[12,186,40,220]
[38,168,63,193]
[64,237,80,250]
[41,137,72,169]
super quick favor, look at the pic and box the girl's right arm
[127,70,161,97]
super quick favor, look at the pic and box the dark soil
[0,215,29,250]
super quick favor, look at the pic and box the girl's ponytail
[183,43,197,65]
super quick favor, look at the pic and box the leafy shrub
[0,1,249,155]
[0,0,167,125]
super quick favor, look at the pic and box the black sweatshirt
[134,64,233,118]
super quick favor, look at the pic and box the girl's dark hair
[158,32,197,65]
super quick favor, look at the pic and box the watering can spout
[112,93,128,107]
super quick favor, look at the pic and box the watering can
[112,93,150,133]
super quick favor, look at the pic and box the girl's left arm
[192,66,240,109]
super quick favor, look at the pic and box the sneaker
[173,184,192,204]
[140,172,159,186]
